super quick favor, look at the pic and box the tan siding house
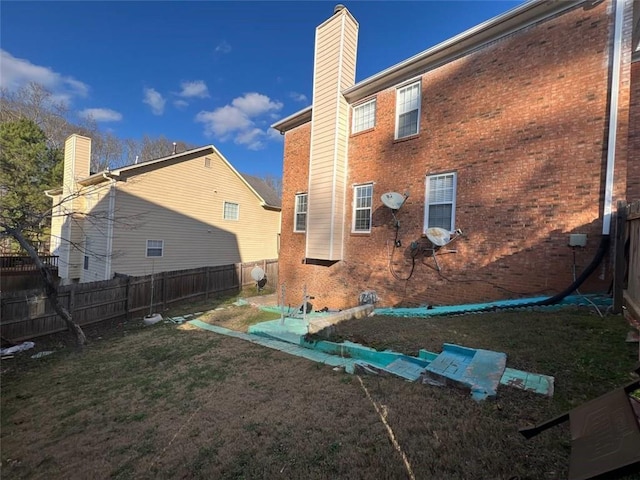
[48,135,281,283]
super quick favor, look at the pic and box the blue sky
[1,1,522,178]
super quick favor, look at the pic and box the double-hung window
[294,194,307,232]
[223,201,239,220]
[424,173,457,232]
[396,81,421,139]
[146,240,164,257]
[352,99,376,134]
[353,184,373,233]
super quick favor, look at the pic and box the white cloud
[143,87,166,115]
[231,92,283,116]
[289,92,308,103]
[0,49,89,105]
[215,41,232,54]
[195,105,251,138]
[79,108,123,122]
[173,99,189,109]
[178,80,209,99]
[235,128,266,150]
[195,92,283,150]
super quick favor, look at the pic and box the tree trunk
[3,225,86,347]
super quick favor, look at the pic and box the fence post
[125,276,132,321]
[205,266,210,301]
[162,271,168,310]
[68,283,76,323]
[613,200,627,314]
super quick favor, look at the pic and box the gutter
[601,0,625,235]
[102,172,117,280]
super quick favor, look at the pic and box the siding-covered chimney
[305,6,358,261]
[59,134,92,281]
[63,134,92,196]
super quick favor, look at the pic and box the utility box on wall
[569,234,587,247]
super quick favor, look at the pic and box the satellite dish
[250,266,265,282]
[426,227,451,247]
[381,192,406,210]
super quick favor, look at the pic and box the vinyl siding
[109,151,280,277]
[80,183,112,282]
[307,9,358,260]
[60,135,92,280]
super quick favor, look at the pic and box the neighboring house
[273,1,639,309]
[48,134,281,283]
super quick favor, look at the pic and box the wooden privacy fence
[614,201,639,322]
[1,259,278,342]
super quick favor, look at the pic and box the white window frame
[352,98,376,134]
[146,239,164,258]
[352,183,373,233]
[395,81,421,139]
[83,237,90,271]
[294,193,307,233]
[424,172,457,233]
[223,201,239,221]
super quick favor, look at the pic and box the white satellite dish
[426,227,451,247]
[381,192,406,210]
[250,266,265,282]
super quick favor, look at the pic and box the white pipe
[602,0,625,235]
[102,172,117,280]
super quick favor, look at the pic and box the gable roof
[240,173,281,209]
[272,0,582,133]
[48,144,281,211]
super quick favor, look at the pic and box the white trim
[146,239,164,258]
[395,81,421,139]
[104,179,116,280]
[352,183,373,233]
[352,98,376,133]
[223,201,240,221]
[294,193,308,233]
[424,172,457,233]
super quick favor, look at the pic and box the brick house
[272,0,639,309]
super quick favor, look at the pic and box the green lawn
[1,304,638,479]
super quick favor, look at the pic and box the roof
[240,174,281,209]
[47,144,282,210]
[272,0,582,133]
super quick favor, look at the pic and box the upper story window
[223,201,239,220]
[146,239,164,257]
[352,183,373,233]
[424,172,457,232]
[294,193,307,232]
[352,99,376,134]
[396,81,421,139]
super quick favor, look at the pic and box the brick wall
[280,1,633,309]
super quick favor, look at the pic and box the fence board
[1,259,277,342]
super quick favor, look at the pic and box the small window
[353,184,373,232]
[204,157,211,168]
[223,202,239,220]
[396,81,421,139]
[424,173,457,232]
[146,240,164,257]
[83,237,90,270]
[352,99,376,134]
[294,194,307,232]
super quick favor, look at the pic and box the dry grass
[1,305,639,480]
